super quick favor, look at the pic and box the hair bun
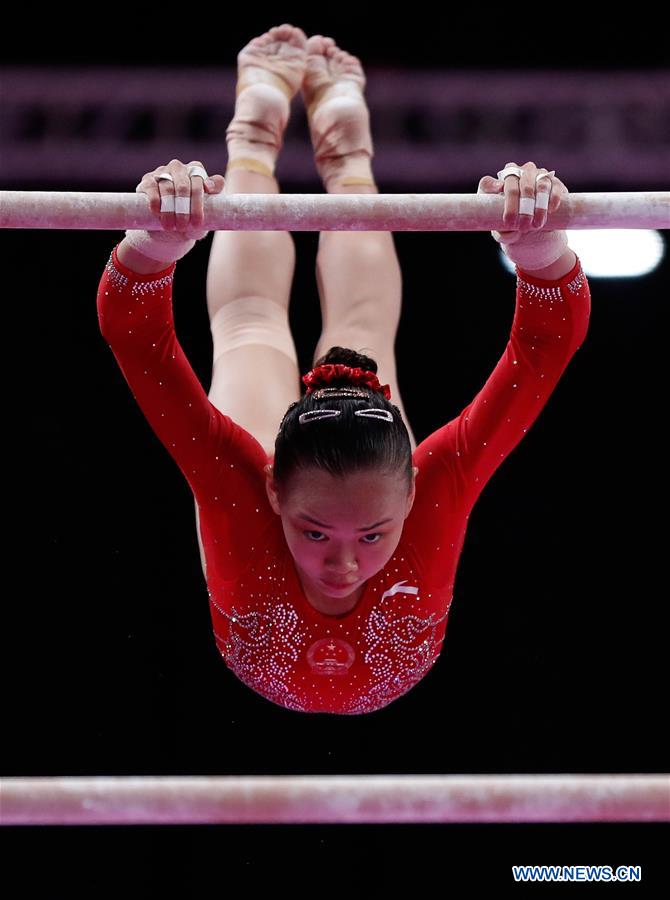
[303,364,391,400]
[306,346,389,396]
[314,346,378,375]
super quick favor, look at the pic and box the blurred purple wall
[2,67,667,188]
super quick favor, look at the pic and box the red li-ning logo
[306,638,356,676]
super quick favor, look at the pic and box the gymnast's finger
[167,159,195,231]
[549,179,569,213]
[136,168,174,229]
[531,168,553,230]
[195,168,226,228]
[183,159,209,230]
[537,175,569,229]
[477,174,504,195]
[477,176,512,239]
[517,161,541,233]
[501,161,522,229]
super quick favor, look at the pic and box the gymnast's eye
[304,531,382,544]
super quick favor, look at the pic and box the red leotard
[97,242,590,714]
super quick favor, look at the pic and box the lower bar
[1,774,668,825]
[0,191,668,231]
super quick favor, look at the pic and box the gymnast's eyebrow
[299,514,393,531]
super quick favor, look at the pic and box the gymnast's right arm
[96,159,248,502]
[97,241,234,500]
[97,236,271,544]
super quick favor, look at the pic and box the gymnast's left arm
[415,163,591,507]
[444,165,592,505]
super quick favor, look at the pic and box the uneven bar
[1,774,668,825]
[1,191,668,231]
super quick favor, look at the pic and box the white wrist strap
[495,229,568,271]
[124,229,197,263]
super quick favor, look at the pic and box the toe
[285,24,308,47]
[272,23,307,41]
[307,34,336,55]
[258,24,307,57]
[306,35,324,53]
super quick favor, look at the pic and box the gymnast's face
[265,465,419,597]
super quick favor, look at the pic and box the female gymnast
[97,24,591,714]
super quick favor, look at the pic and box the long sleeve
[96,242,267,506]
[410,253,591,576]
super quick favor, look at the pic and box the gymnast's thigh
[207,297,302,457]
[208,344,302,455]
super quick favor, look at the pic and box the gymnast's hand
[125,160,227,263]
[477,161,570,271]
[135,159,226,236]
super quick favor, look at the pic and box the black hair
[272,346,413,498]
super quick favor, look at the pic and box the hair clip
[310,387,371,400]
[354,409,393,421]
[298,408,393,425]
[299,410,341,424]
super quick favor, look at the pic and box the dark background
[3,6,668,895]
[2,7,669,69]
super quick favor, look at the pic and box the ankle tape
[225,157,276,179]
[337,176,377,187]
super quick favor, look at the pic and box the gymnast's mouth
[321,577,358,590]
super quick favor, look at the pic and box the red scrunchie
[302,364,392,400]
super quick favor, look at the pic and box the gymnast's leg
[204,24,309,441]
[302,35,417,452]
[194,25,309,573]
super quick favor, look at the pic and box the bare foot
[226,24,308,172]
[237,23,308,106]
[301,35,374,189]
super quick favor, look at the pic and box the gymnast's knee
[209,295,298,363]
